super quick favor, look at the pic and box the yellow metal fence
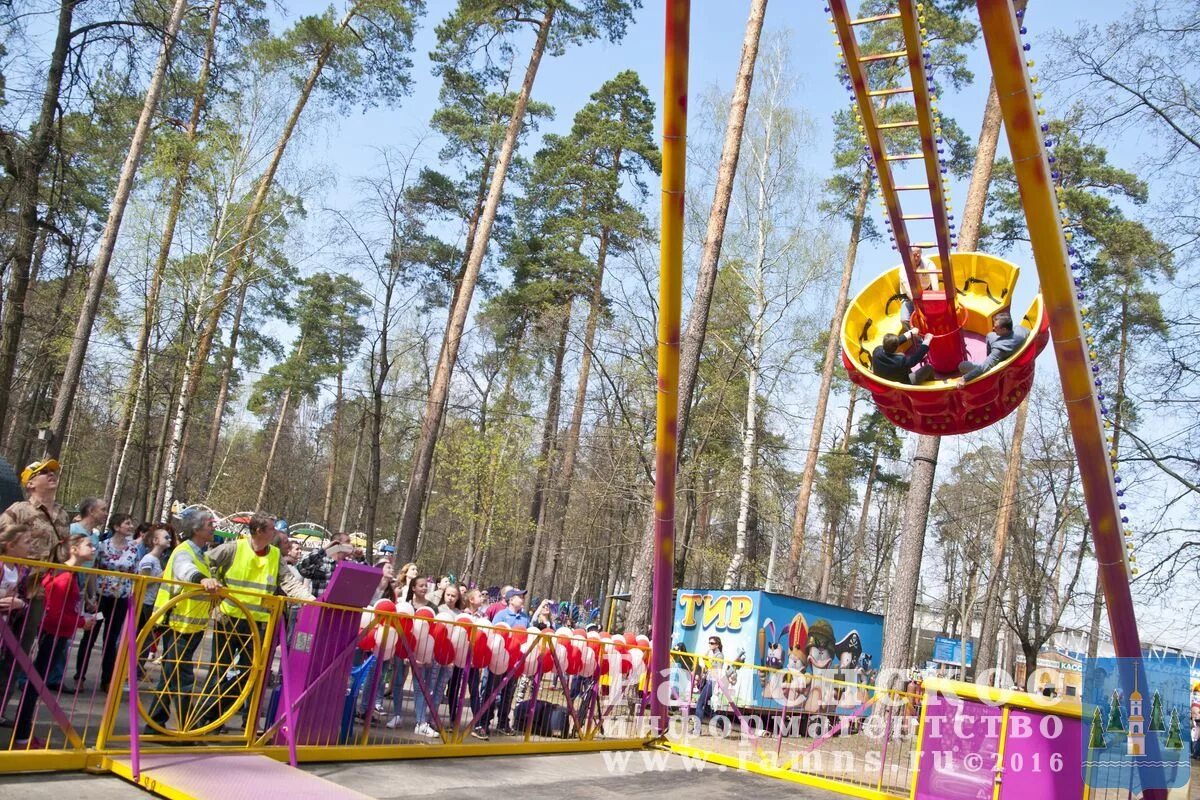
[0,556,653,774]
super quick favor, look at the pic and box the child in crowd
[136,525,171,676]
[0,524,32,726]
[11,534,96,748]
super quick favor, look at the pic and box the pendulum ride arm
[829,0,965,370]
[975,1,1166,795]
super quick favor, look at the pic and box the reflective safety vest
[219,538,280,623]
[153,541,214,633]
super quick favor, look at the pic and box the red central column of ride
[919,286,965,373]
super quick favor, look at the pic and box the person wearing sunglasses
[694,636,724,723]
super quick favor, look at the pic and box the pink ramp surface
[108,753,371,800]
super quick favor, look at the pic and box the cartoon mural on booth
[673,589,883,713]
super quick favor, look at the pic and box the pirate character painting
[804,619,837,715]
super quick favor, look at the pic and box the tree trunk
[106,0,221,504]
[785,172,871,592]
[255,387,293,510]
[879,434,939,684]
[523,306,570,592]
[842,443,880,607]
[724,345,759,590]
[626,0,767,632]
[322,366,344,527]
[395,9,556,562]
[975,396,1029,683]
[817,386,858,600]
[546,221,613,588]
[148,328,186,522]
[0,0,81,439]
[199,278,250,497]
[158,188,239,521]
[724,91,776,591]
[340,415,364,534]
[45,0,190,458]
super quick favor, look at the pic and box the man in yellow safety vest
[145,507,221,733]
[202,512,312,726]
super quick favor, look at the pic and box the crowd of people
[0,457,603,748]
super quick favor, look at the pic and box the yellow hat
[21,458,60,486]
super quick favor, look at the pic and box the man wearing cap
[297,531,351,599]
[145,507,222,733]
[2,459,70,563]
[480,588,530,736]
[1,459,71,687]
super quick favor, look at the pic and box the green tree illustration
[1105,691,1125,732]
[1088,707,1108,750]
[1164,708,1184,750]
[1148,690,1166,731]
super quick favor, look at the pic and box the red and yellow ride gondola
[841,251,1049,436]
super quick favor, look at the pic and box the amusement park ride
[649,0,1166,796]
[829,0,1050,436]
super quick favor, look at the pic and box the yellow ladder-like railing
[828,0,957,304]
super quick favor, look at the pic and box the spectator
[463,589,488,739]
[369,567,407,730]
[202,513,312,727]
[694,635,723,722]
[297,532,351,599]
[1,460,70,564]
[11,534,96,748]
[394,563,418,602]
[369,556,394,605]
[75,513,139,691]
[408,576,444,738]
[439,584,466,725]
[493,588,530,627]
[481,589,530,736]
[428,575,452,608]
[133,522,154,562]
[871,330,934,385]
[145,508,221,733]
[530,598,553,630]
[956,312,1029,386]
[68,498,107,676]
[0,524,31,615]
[71,497,107,547]
[483,585,514,621]
[1190,706,1199,760]
[282,537,309,593]
[135,525,170,676]
[898,246,941,330]
[0,523,32,725]
[1,459,70,684]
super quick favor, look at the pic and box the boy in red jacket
[11,534,95,748]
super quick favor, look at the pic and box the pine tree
[1148,690,1166,732]
[1088,707,1107,750]
[1106,690,1125,732]
[1163,707,1184,749]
